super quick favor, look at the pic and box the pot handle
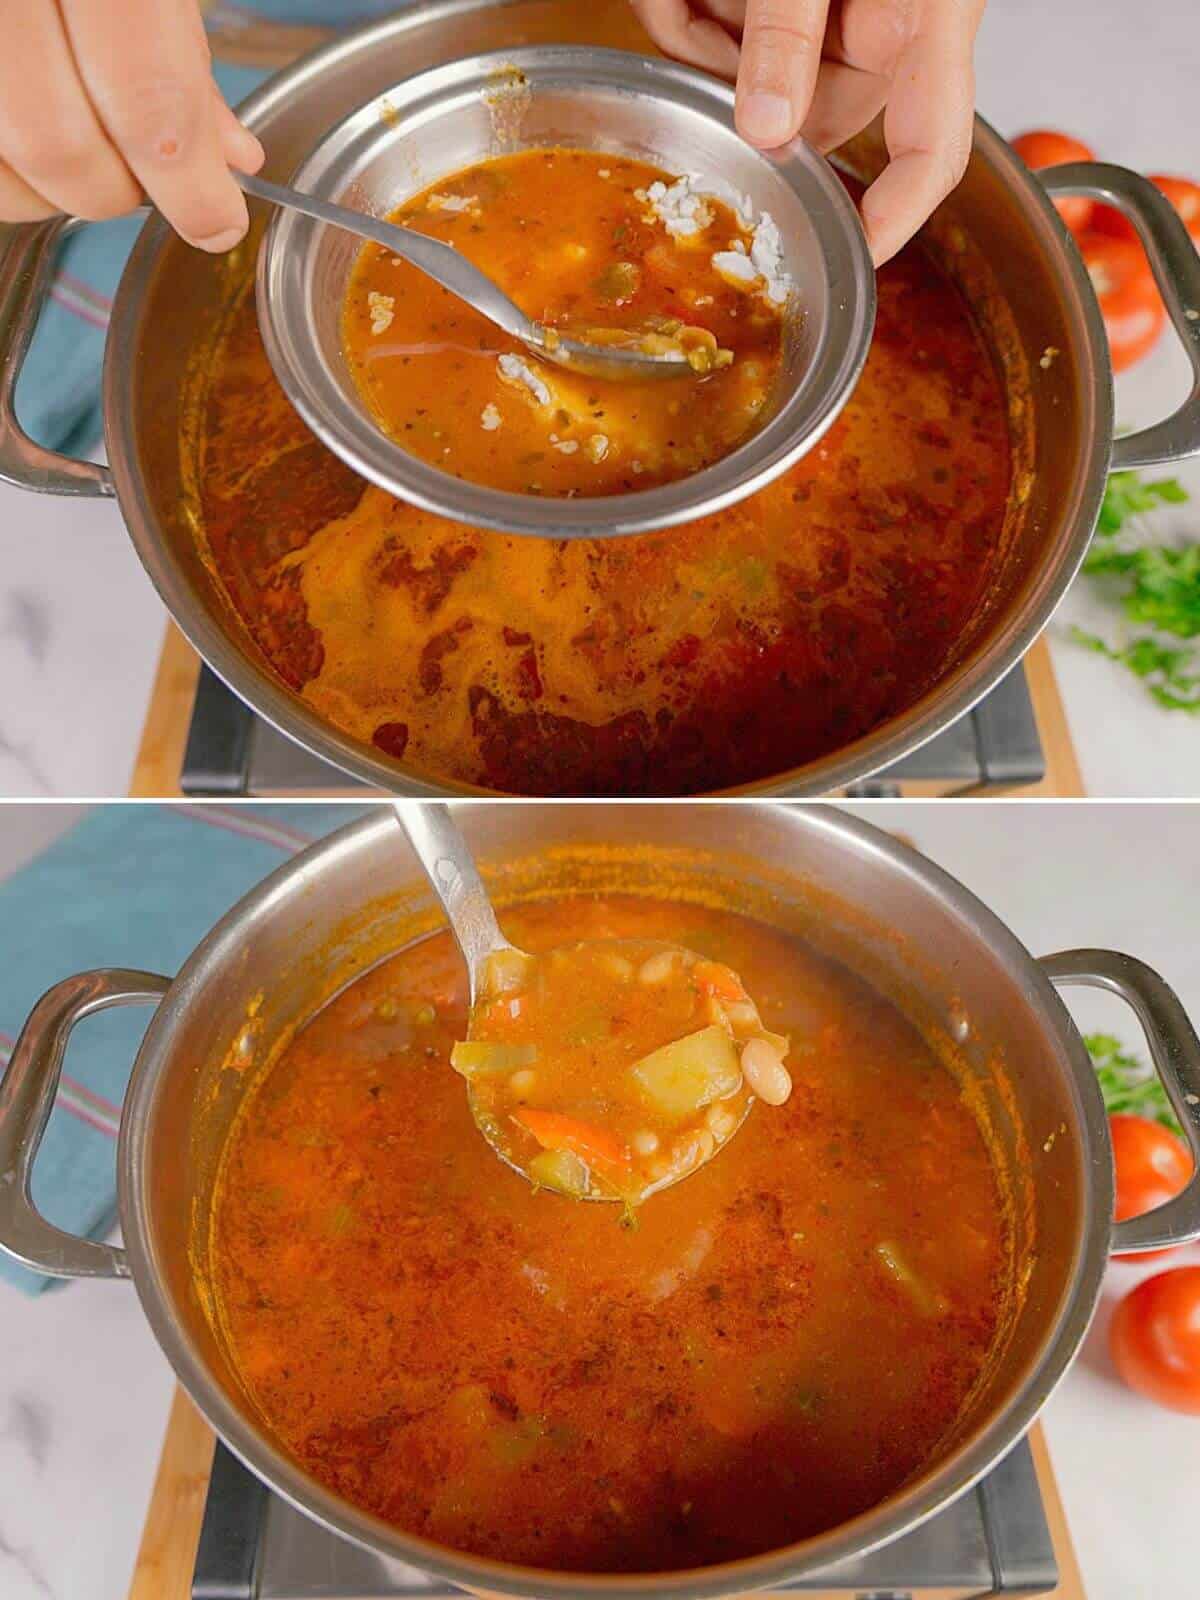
[1039,162,1200,470]
[0,217,117,497]
[0,967,171,1279]
[1040,949,1200,1255]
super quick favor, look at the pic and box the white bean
[741,1038,792,1105]
[632,1129,660,1157]
[509,1068,536,1097]
[598,952,635,983]
[638,950,679,985]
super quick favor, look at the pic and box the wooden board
[126,1387,215,1600]
[127,1386,1084,1600]
[129,625,1084,798]
[128,624,203,799]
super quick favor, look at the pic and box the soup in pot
[188,174,1014,794]
[211,893,1013,1572]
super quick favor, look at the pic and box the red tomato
[1092,175,1200,249]
[1012,129,1096,232]
[1110,1267,1200,1414]
[1110,1113,1194,1261]
[1077,231,1166,370]
[1149,175,1200,246]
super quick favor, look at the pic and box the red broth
[341,149,786,496]
[190,183,1013,795]
[212,894,1011,1572]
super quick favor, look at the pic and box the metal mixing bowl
[257,45,876,538]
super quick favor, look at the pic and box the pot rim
[116,803,1113,1597]
[100,0,1116,797]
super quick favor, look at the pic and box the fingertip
[860,206,904,269]
[221,113,266,175]
[237,129,266,175]
[191,190,251,252]
[736,91,796,149]
[193,221,248,254]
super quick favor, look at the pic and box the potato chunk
[630,1026,742,1121]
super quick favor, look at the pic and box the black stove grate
[180,665,1044,797]
[192,1436,1058,1599]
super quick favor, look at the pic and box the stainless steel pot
[1,0,1199,797]
[2,803,1200,1596]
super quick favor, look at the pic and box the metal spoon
[392,801,756,1204]
[236,171,692,383]
[393,799,620,1199]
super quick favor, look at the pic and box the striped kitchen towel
[12,2,409,459]
[0,803,366,1295]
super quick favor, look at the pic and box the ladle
[392,801,762,1203]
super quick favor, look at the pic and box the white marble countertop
[0,0,1198,798]
[2,799,1199,1600]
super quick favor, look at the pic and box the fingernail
[195,226,246,253]
[739,92,793,147]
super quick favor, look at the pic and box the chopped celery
[480,948,533,998]
[450,1041,537,1077]
[630,1026,742,1120]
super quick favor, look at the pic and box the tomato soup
[211,894,1011,1572]
[341,149,787,496]
[190,184,1012,793]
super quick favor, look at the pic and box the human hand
[0,0,264,251]
[630,0,986,264]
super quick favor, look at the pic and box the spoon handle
[393,803,511,1001]
[235,170,533,345]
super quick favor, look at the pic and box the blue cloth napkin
[0,803,366,1295]
[13,3,409,457]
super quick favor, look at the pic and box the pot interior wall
[839,121,1105,684]
[126,805,1098,1573]
[111,0,1108,795]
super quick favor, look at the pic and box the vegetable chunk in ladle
[394,803,792,1205]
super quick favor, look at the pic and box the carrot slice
[693,961,746,1004]
[512,1109,630,1172]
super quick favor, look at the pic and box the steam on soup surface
[212,894,1012,1573]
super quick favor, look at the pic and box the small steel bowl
[255,45,876,539]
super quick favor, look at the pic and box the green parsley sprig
[1072,470,1200,709]
[1085,1032,1182,1133]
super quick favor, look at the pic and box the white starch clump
[367,291,395,335]
[428,193,478,213]
[711,214,791,304]
[480,403,502,431]
[639,176,714,238]
[748,213,790,304]
[710,250,760,289]
[638,170,792,305]
[497,353,552,407]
